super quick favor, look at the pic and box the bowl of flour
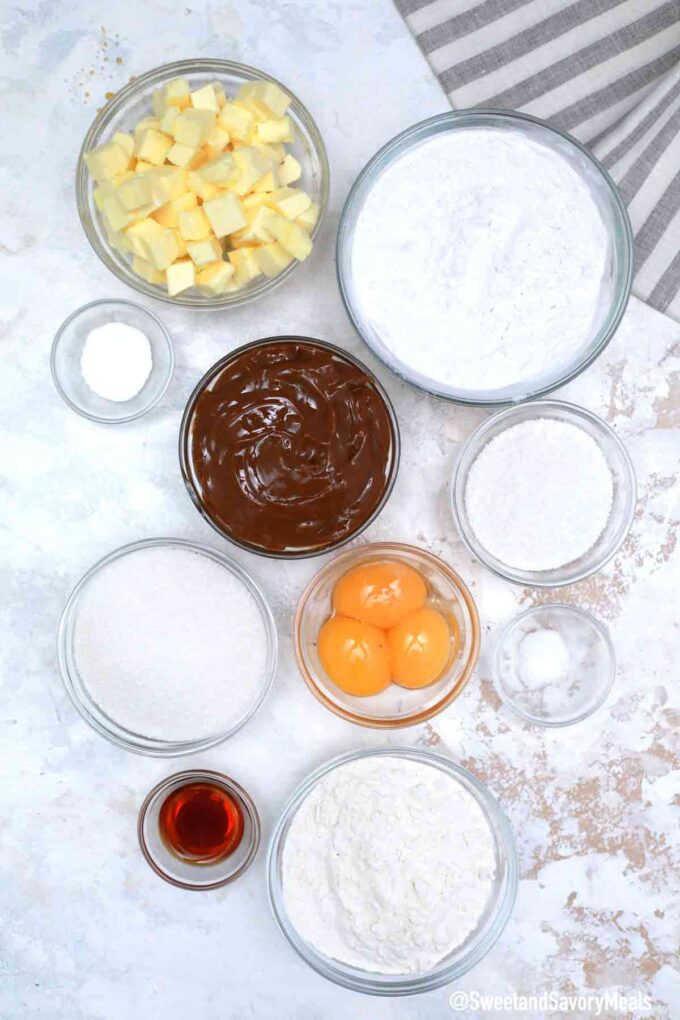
[267,748,517,994]
[338,110,632,405]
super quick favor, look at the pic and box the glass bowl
[293,542,479,727]
[138,768,260,890]
[76,58,329,309]
[178,337,401,560]
[337,109,633,406]
[51,299,174,423]
[451,400,636,587]
[57,537,278,756]
[493,604,616,726]
[267,746,518,995]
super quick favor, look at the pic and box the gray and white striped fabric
[394,0,680,320]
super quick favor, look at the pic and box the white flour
[281,756,496,974]
[465,419,614,571]
[73,546,268,741]
[351,128,609,393]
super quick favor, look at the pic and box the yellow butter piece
[187,236,223,266]
[164,78,191,109]
[218,101,254,141]
[173,228,189,258]
[144,167,188,205]
[134,159,155,173]
[125,218,168,258]
[145,228,182,270]
[134,128,173,165]
[255,116,293,144]
[253,241,293,277]
[112,131,135,167]
[278,153,301,186]
[228,247,263,285]
[167,141,199,167]
[107,226,132,255]
[236,81,291,119]
[231,147,271,195]
[173,108,216,147]
[152,191,198,228]
[252,169,278,193]
[101,193,133,232]
[196,260,236,295]
[203,192,246,238]
[166,258,196,296]
[235,205,278,244]
[159,105,180,135]
[266,187,311,221]
[296,201,319,233]
[134,116,160,140]
[204,124,230,159]
[178,207,212,241]
[116,174,154,211]
[132,254,165,285]
[276,219,313,260]
[199,153,237,184]
[241,192,270,215]
[85,140,130,181]
[190,83,220,112]
[213,82,226,108]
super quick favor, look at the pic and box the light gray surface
[2,2,678,1018]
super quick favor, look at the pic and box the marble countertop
[1,1,678,1018]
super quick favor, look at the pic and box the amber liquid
[159,782,244,864]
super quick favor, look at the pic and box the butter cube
[228,247,263,285]
[241,192,270,215]
[85,140,130,181]
[236,81,290,119]
[112,131,135,166]
[235,205,278,244]
[190,83,220,112]
[178,207,212,241]
[256,141,286,163]
[135,128,173,165]
[152,88,167,118]
[255,116,293,144]
[167,141,199,167]
[125,218,168,258]
[231,147,270,195]
[134,159,155,173]
[166,258,196,296]
[279,154,301,185]
[133,255,165,285]
[107,227,131,255]
[159,105,180,135]
[273,219,313,260]
[152,191,198,228]
[296,201,319,233]
[145,228,182,270]
[134,116,160,140]
[213,82,226,108]
[199,153,237,185]
[117,174,154,211]
[173,228,189,258]
[252,169,278,193]
[266,187,311,221]
[173,108,216,147]
[253,241,292,277]
[203,192,246,238]
[218,101,254,141]
[187,236,223,266]
[164,78,191,109]
[196,260,236,295]
[101,193,133,232]
[145,167,188,205]
[204,124,230,159]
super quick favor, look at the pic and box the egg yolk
[332,561,427,629]
[318,615,392,696]
[387,607,451,688]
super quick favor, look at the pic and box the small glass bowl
[51,299,174,423]
[179,337,401,560]
[76,59,329,309]
[493,604,616,726]
[294,542,480,727]
[337,109,632,406]
[451,400,636,587]
[138,769,260,890]
[267,746,518,995]
[57,537,278,756]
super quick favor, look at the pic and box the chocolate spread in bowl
[181,337,398,556]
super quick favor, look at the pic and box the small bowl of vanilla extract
[137,769,260,890]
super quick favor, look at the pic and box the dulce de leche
[181,338,398,556]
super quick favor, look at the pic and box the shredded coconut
[80,321,152,402]
[465,419,614,571]
[350,128,609,394]
[73,546,268,741]
[281,755,496,975]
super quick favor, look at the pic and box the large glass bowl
[57,537,278,756]
[450,400,637,587]
[76,59,329,308]
[337,109,633,406]
[267,747,518,995]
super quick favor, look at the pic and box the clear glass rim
[450,399,637,588]
[137,768,261,889]
[50,298,175,424]
[75,58,330,310]
[293,541,480,727]
[492,603,617,727]
[336,108,634,407]
[178,337,402,560]
[56,537,278,756]
[266,746,518,995]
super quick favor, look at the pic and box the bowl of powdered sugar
[337,110,632,406]
[451,400,636,587]
[57,538,277,755]
[267,748,517,994]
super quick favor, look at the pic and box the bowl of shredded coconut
[451,400,636,587]
[267,747,517,994]
[337,110,632,406]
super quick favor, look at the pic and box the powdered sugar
[350,127,609,394]
[465,419,614,571]
[281,755,496,975]
[80,321,152,402]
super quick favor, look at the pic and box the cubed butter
[296,201,319,233]
[85,140,130,181]
[231,147,271,195]
[116,174,154,211]
[199,153,237,184]
[125,218,168,258]
[252,169,278,193]
[134,116,160,140]
[204,124,230,159]
[133,255,165,285]
[145,228,182,270]
[253,241,293,277]
[145,167,188,205]
[167,141,199,168]
[164,78,191,109]
[159,105,180,135]
[166,258,195,296]
[213,82,226,108]
[218,101,254,141]
[101,193,133,232]
[236,81,290,119]
[228,247,263,285]
[152,191,198,228]
[134,128,173,165]
[255,116,293,144]
[178,207,212,241]
[173,108,216,147]
[274,219,313,260]
[278,153,301,185]
[112,131,135,165]
[203,192,246,238]
[190,83,220,112]
[235,205,278,244]
[134,159,155,173]
[196,260,235,295]
[186,236,223,266]
[266,186,311,220]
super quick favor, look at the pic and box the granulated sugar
[465,419,614,572]
[73,545,268,741]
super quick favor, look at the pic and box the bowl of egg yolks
[293,542,480,728]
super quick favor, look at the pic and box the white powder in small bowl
[80,321,152,402]
[73,545,270,742]
[465,418,614,572]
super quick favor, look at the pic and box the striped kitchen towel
[394,0,680,319]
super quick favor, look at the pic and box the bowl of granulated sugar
[57,538,278,755]
[451,400,636,587]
